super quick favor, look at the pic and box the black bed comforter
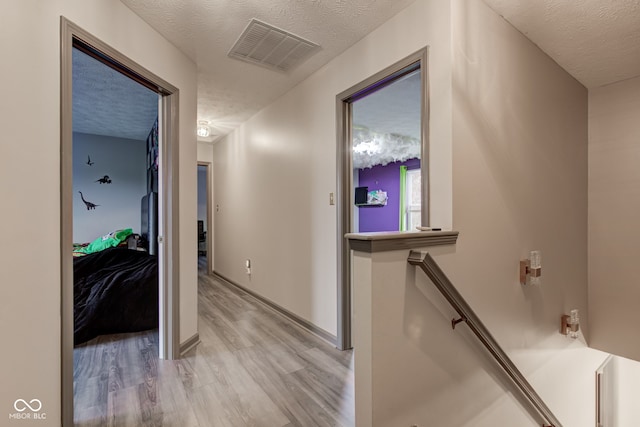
[74,247,158,345]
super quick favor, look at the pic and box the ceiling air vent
[228,19,320,73]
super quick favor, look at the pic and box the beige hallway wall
[0,1,197,424]
[213,0,452,336]
[589,75,640,361]
[445,0,606,425]
[212,0,608,423]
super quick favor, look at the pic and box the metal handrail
[407,251,561,427]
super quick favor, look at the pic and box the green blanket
[74,228,133,255]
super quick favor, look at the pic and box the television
[355,186,368,205]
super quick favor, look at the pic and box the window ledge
[345,230,458,253]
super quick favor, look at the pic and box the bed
[73,247,158,345]
[73,192,160,345]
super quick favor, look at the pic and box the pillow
[76,228,133,255]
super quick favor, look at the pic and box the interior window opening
[337,47,429,350]
[350,66,424,233]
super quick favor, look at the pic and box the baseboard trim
[179,332,200,355]
[212,271,338,346]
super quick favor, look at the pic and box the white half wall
[0,1,197,424]
[614,356,640,426]
[352,246,609,426]
[588,74,640,361]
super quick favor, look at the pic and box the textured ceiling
[352,70,421,169]
[120,0,417,142]
[105,0,640,142]
[73,48,158,141]
[482,0,640,88]
[353,70,421,140]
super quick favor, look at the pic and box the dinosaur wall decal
[96,175,112,184]
[78,191,99,210]
[86,155,94,166]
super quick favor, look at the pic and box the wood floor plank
[74,260,354,426]
[137,378,163,427]
[75,406,106,427]
[74,377,107,426]
[202,347,291,427]
[199,280,257,322]
[261,342,307,375]
[107,340,125,393]
[74,338,107,381]
[155,360,201,427]
[189,382,240,427]
[240,310,314,356]
[106,385,142,427]
[295,348,355,426]
[234,346,336,427]
[285,369,353,427]
[198,308,253,351]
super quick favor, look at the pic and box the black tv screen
[355,186,368,205]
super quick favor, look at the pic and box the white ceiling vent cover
[228,19,320,73]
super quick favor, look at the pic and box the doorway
[60,18,180,426]
[197,162,213,274]
[336,48,429,350]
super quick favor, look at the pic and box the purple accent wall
[357,158,420,232]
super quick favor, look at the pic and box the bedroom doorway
[61,18,180,426]
[70,40,160,344]
[197,162,213,274]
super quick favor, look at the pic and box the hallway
[73,260,354,426]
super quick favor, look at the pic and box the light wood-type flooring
[73,258,354,426]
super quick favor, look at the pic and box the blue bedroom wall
[72,132,146,243]
[197,165,208,233]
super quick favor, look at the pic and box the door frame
[60,17,181,426]
[197,161,213,274]
[335,48,429,350]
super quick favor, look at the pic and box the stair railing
[407,251,562,427]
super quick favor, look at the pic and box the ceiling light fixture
[197,120,210,138]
